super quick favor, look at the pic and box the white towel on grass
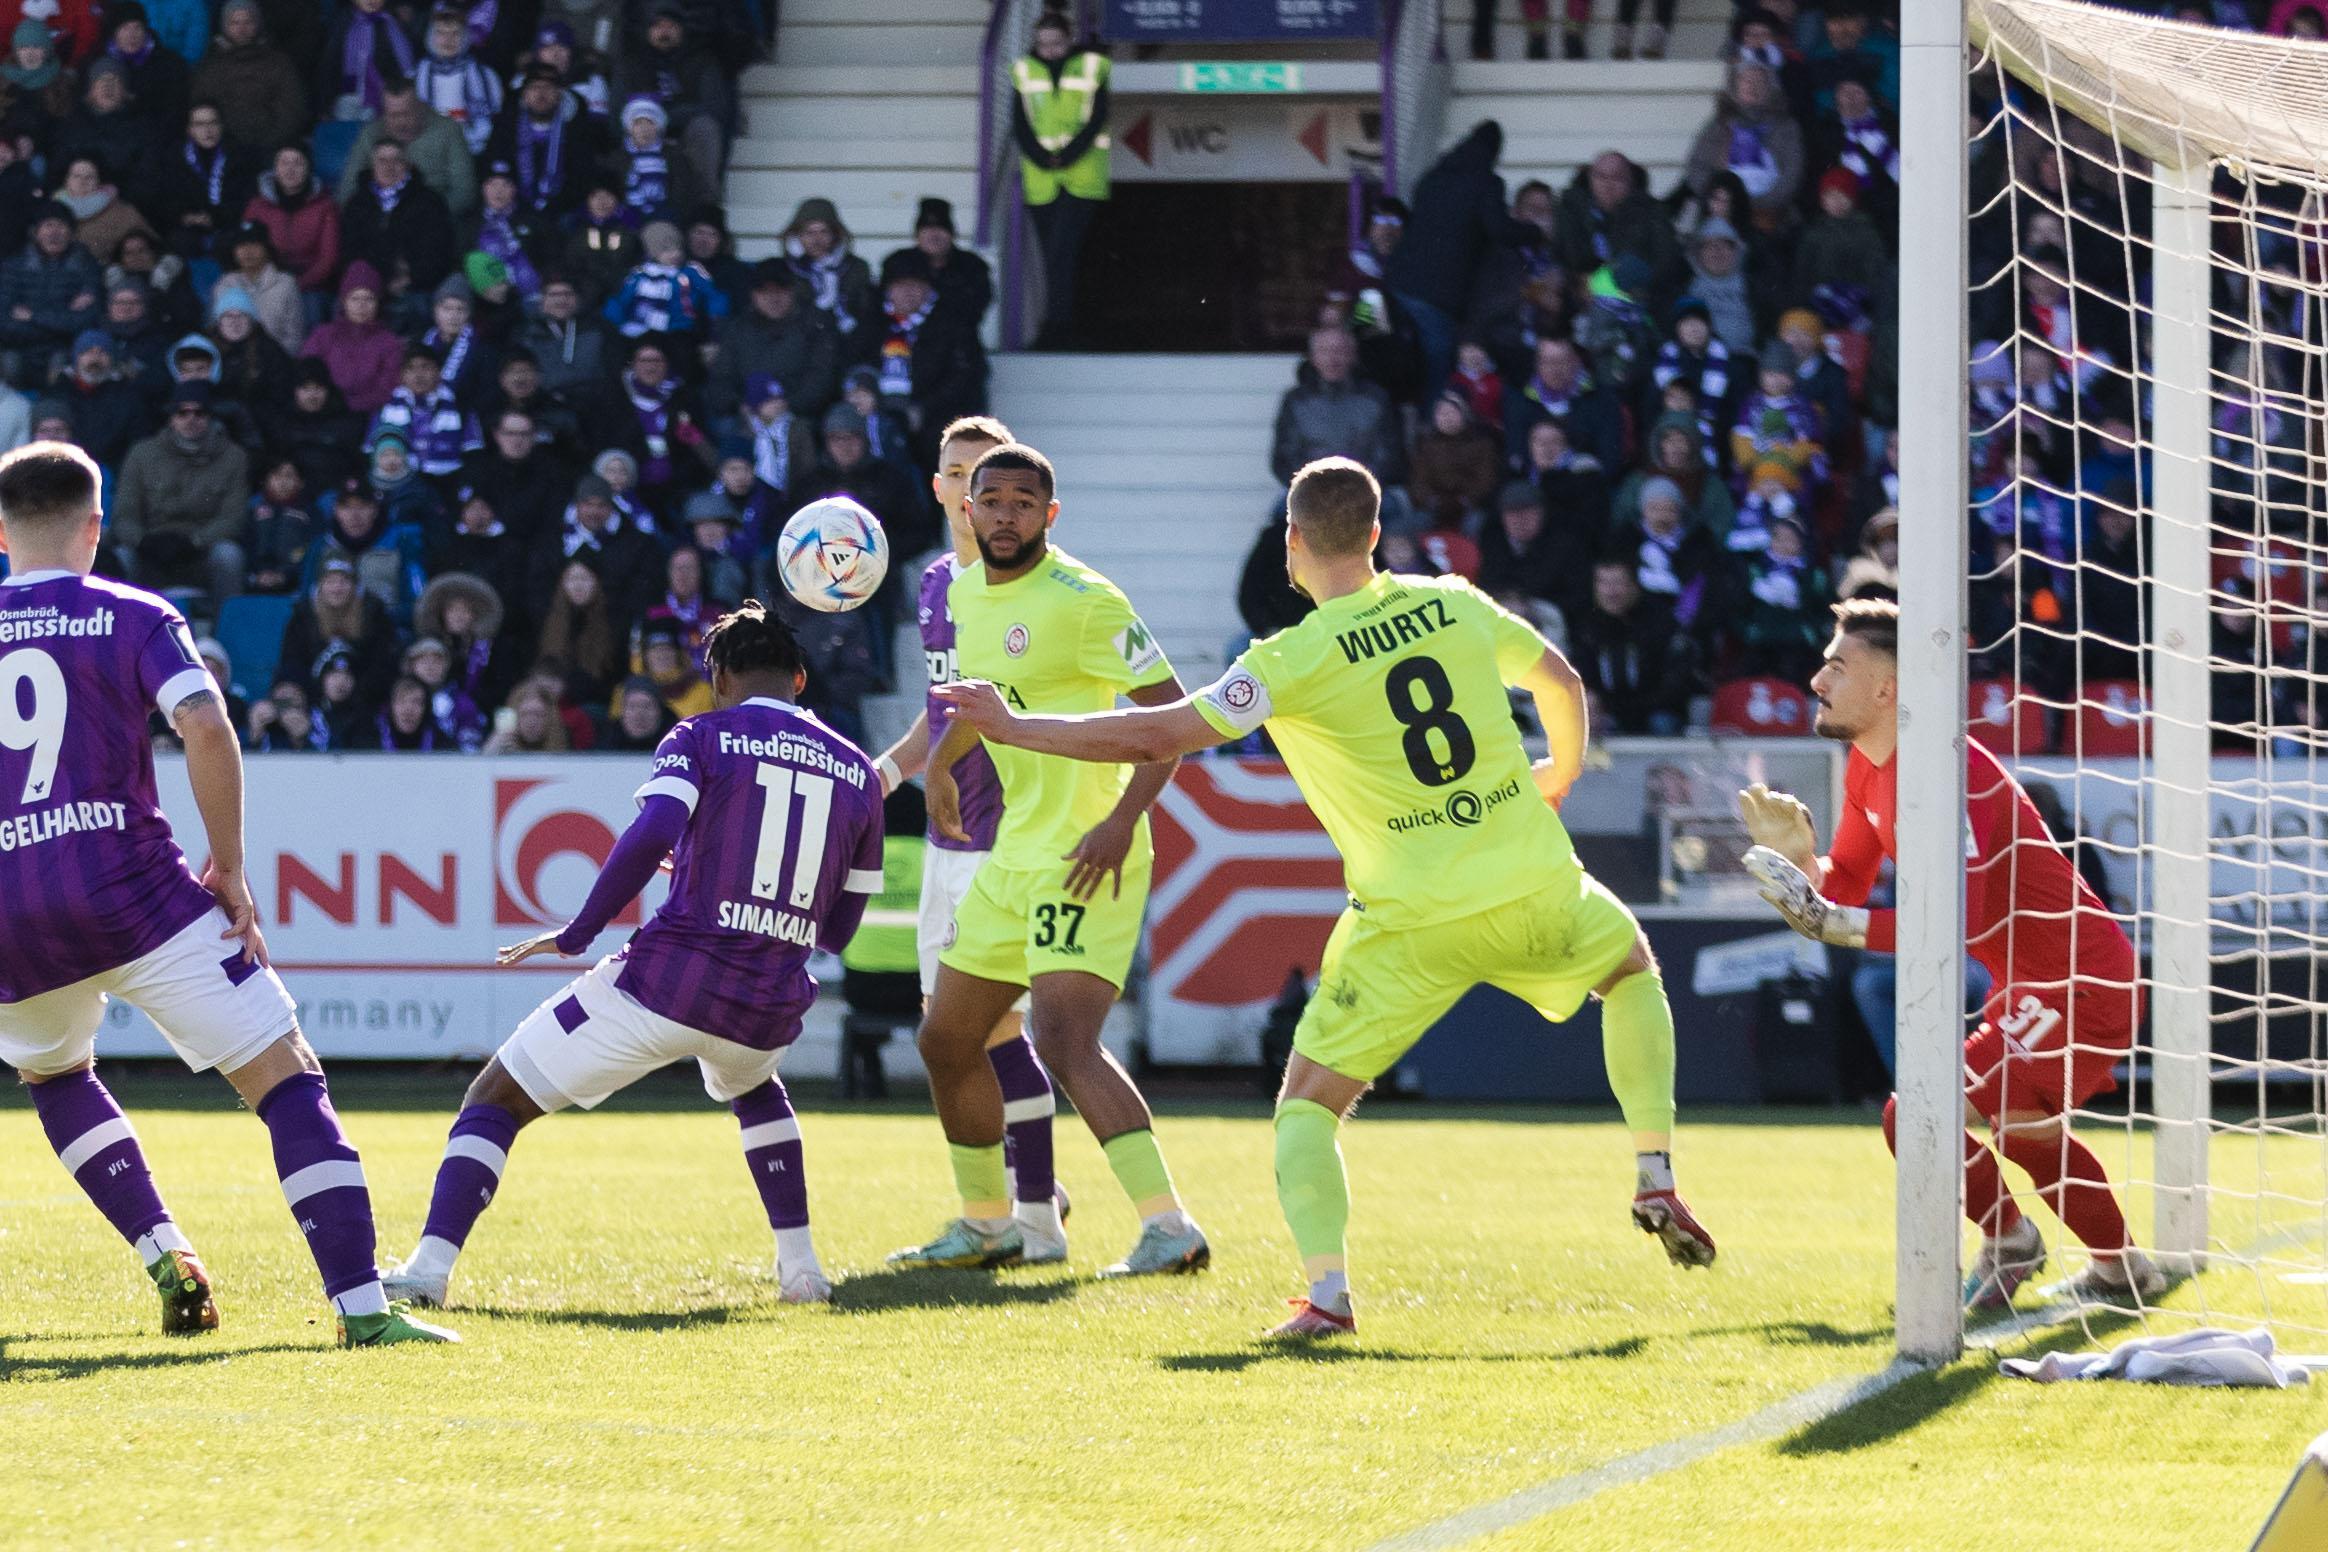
[2000,1326,2311,1388]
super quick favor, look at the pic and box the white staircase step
[992,353,1289,393]
[740,63,974,96]
[990,390,1282,431]
[735,97,973,142]
[779,21,984,66]
[732,139,977,173]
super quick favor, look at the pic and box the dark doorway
[1069,182,1343,352]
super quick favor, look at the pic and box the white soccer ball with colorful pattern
[778,497,889,613]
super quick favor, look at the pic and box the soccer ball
[778,497,889,613]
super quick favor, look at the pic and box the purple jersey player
[869,416,1065,1260]
[918,551,1005,855]
[386,600,882,1308]
[0,441,452,1347]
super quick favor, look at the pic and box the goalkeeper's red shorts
[1964,973,2142,1118]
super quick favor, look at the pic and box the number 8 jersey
[1194,571,1575,930]
[0,570,220,1004]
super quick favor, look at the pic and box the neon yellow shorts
[937,845,1153,991]
[1295,865,1641,1083]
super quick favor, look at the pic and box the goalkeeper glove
[1737,782,1819,876]
[1741,846,1869,948]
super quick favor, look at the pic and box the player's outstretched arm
[1514,646,1590,809]
[932,679,1228,765]
[875,711,929,797]
[500,795,690,963]
[174,688,268,967]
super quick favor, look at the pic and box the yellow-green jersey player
[889,442,1211,1281]
[937,457,1715,1339]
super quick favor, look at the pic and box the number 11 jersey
[1193,571,1576,930]
[0,570,218,1003]
[622,697,885,1048]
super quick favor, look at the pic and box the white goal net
[1920,0,2328,1355]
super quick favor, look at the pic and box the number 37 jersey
[0,570,219,1003]
[1194,571,1574,931]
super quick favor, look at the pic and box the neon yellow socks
[949,1141,1010,1222]
[1600,971,1677,1140]
[1101,1128,1182,1221]
[1273,1098,1350,1308]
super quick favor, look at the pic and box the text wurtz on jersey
[1335,597,1456,665]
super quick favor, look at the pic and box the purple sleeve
[136,607,216,718]
[556,795,690,955]
[817,794,888,955]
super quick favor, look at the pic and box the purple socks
[733,1079,819,1275]
[256,1072,385,1315]
[407,1103,520,1281]
[733,1080,808,1231]
[987,1035,1056,1210]
[28,1069,186,1263]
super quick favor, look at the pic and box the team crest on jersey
[1005,623,1029,657]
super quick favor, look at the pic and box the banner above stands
[1112,98,1379,181]
[1101,0,1380,43]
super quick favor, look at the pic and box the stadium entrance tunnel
[1071,182,1347,352]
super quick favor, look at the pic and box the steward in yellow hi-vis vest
[1009,12,1110,347]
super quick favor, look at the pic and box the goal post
[1904,0,2328,1354]
[1895,0,1973,1366]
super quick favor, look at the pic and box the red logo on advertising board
[1146,761,1345,1008]
[492,779,642,929]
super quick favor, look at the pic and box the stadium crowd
[0,0,987,757]
[1244,1,1909,738]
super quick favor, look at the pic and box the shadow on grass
[478,1304,750,1332]
[828,1269,1084,1315]
[1157,1333,1651,1373]
[0,1336,316,1382]
[1685,1318,1892,1350]
[1778,1305,2147,1457]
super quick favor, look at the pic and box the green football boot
[885,1218,1023,1269]
[337,1300,461,1347]
[150,1247,219,1335]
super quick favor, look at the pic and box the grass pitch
[3,1070,2321,1550]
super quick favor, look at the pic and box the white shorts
[917,844,1028,1014]
[0,908,298,1078]
[498,956,788,1112]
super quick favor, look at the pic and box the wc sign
[1115,103,1374,181]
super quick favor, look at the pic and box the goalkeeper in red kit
[1736,600,2167,1309]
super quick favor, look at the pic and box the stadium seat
[2072,679,2148,756]
[1967,677,2048,756]
[1710,676,1816,736]
[213,594,295,701]
[309,118,364,192]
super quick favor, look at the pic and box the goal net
[1934,0,2328,1354]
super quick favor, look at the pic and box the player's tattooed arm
[171,687,222,724]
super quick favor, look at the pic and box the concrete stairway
[989,353,1289,687]
[725,0,986,265]
[1447,0,1737,64]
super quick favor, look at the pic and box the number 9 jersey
[0,571,220,1004]
[1193,572,1576,930]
